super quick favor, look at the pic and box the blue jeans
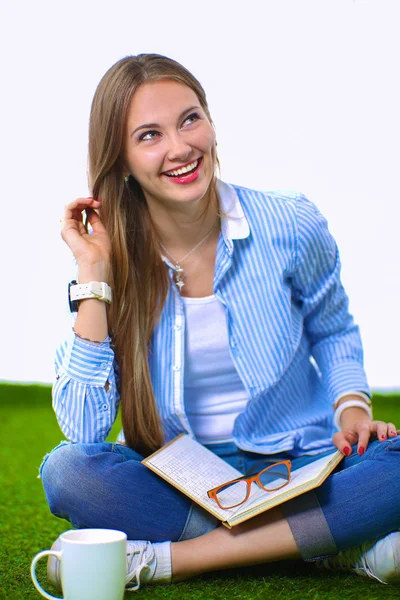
[40,436,400,560]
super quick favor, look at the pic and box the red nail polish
[358,446,365,455]
[381,434,387,440]
[343,446,351,456]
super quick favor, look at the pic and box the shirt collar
[216,179,250,242]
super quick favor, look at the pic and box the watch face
[68,280,79,313]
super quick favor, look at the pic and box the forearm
[74,265,110,343]
[74,299,109,343]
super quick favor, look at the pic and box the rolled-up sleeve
[52,331,120,442]
[293,195,370,404]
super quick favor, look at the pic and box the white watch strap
[70,282,112,304]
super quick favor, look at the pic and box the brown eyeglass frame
[207,459,292,510]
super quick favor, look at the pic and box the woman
[41,54,400,591]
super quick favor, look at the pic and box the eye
[139,130,160,142]
[182,112,200,127]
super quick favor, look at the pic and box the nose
[166,132,192,162]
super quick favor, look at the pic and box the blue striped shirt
[53,180,370,456]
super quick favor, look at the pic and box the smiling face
[124,79,216,212]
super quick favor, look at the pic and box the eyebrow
[130,105,200,137]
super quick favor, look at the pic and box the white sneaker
[318,531,400,584]
[47,538,159,592]
[125,540,158,591]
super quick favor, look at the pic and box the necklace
[159,220,218,292]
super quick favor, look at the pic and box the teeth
[165,159,199,177]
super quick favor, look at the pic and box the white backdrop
[1,0,399,388]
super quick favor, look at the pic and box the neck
[149,189,219,253]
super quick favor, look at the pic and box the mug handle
[30,550,63,600]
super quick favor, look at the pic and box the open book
[142,434,343,528]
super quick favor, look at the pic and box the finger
[61,218,87,247]
[375,421,390,441]
[355,424,371,455]
[332,431,358,456]
[61,199,101,241]
[387,423,397,438]
[85,207,106,233]
[63,197,101,222]
[343,420,372,456]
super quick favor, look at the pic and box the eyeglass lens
[215,463,290,509]
[258,463,290,491]
[215,480,248,509]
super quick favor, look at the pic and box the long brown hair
[88,54,217,456]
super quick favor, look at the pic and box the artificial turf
[1,382,399,600]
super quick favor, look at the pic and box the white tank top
[182,294,248,444]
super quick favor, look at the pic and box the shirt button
[174,323,181,331]
[102,404,108,410]
[172,365,180,372]
[101,362,107,369]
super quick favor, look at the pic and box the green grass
[1,383,399,600]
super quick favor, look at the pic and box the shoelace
[125,545,154,592]
[319,541,373,575]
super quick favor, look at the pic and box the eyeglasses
[207,459,292,510]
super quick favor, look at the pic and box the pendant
[174,264,185,291]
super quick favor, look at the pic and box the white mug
[30,529,127,600]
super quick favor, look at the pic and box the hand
[332,420,399,456]
[61,197,111,279]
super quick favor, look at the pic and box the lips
[163,157,202,178]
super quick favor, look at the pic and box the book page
[143,435,244,521]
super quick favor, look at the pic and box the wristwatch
[68,280,112,312]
